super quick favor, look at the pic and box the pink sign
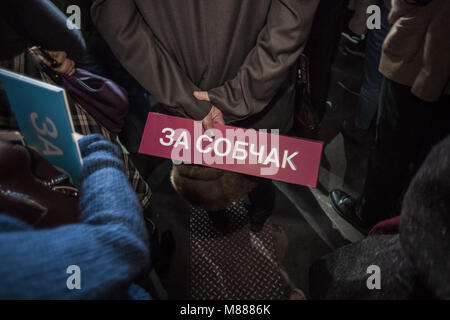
[139,112,323,187]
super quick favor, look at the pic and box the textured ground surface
[140,40,370,299]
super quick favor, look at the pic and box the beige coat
[379,0,450,102]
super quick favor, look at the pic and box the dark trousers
[355,0,390,130]
[359,78,450,226]
[304,0,349,119]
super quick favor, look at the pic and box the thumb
[202,117,217,138]
[202,115,214,131]
[194,91,210,102]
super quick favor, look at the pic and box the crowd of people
[0,0,448,300]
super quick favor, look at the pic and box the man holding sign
[92,0,320,230]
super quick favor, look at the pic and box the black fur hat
[400,135,450,298]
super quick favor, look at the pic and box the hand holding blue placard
[0,68,82,186]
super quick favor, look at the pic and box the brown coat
[379,0,450,102]
[91,0,319,133]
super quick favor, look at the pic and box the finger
[204,128,216,139]
[53,61,68,74]
[68,67,76,77]
[214,115,225,125]
[193,91,210,102]
[212,107,225,125]
[202,118,216,138]
[202,116,213,131]
[213,116,225,126]
[64,60,73,76]
[67,61,76,76]
[53,59,72,75]
[49,51,67,65]
[202,107,216,137]
[41,51,58,67]
[63,60,75,76]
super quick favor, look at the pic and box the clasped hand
[194,91,225,132]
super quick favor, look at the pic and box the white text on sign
[160,121,299,176]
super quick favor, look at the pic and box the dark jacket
[51,0,96,35]
[310,135,450,300]
[0,0,86,60]
[91,0,319,133]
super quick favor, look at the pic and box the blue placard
[0,68,82,187]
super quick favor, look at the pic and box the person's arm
[0,0,86,60]
[411,0,450,102]
[206,0,319,123]
[91,0,212,120]
[0,135,150,299]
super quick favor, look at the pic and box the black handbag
[31,47,130,134]
[0,137,78,228]
[295,54,320,139]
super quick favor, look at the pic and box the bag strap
[297,53,311,95]
[28,47,63,85]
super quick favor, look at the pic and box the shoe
[329,190,369,234]
[337,80,361,96]
[341,28,366,58]
[341,120,370,146]
[344,38,366,58]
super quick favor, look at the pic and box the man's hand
[46,51,76,76]
[194,91,225,131]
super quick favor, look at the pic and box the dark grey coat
[92,0,319,133]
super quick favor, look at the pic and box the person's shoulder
[0,214,33,233]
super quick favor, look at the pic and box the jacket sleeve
[0,0,86,60]
[411,0,450,102]
[91,0,212,120]
[0,135,150,300]
[207,0,319,122]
